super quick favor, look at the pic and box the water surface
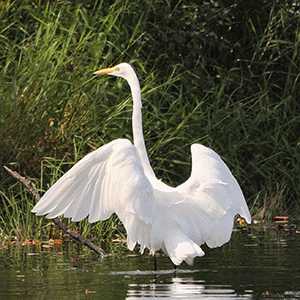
[0,228,299,299]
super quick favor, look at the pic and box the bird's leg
[173,262,177,274]
[153,254,157,271]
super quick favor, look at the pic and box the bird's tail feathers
[164,228,204,266]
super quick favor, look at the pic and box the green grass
[0,0,300,241]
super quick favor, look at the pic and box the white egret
[32,63,251,266]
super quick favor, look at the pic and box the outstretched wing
[32,139,154,224]
[177,143,251,222]
[174,143,251,248]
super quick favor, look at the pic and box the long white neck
[127,73,156,179]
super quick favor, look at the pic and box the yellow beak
[93,66,119,76]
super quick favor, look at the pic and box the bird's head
[93,63,134,80]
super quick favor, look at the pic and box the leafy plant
[1,0,300,241]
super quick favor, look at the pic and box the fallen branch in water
[4,166,105,257]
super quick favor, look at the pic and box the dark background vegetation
[0,0,299,239]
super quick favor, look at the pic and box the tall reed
[0,1,299,240]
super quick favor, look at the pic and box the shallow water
[0,228,300,299]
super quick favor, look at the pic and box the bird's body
[32,63,251,265]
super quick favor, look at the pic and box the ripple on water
[0,229,300,299]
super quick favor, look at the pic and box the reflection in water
[0,229,300,299]
[126,277,252,299]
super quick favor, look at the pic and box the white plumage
[32,63,251,265]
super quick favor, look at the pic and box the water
[0,228,299,299]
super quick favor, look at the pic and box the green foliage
[0,0,299,240]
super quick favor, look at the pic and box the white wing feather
[174,143,251,248]
[32,139,154,225]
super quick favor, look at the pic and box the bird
[32,63,251,266]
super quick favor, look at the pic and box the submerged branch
[4,166,105,257]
